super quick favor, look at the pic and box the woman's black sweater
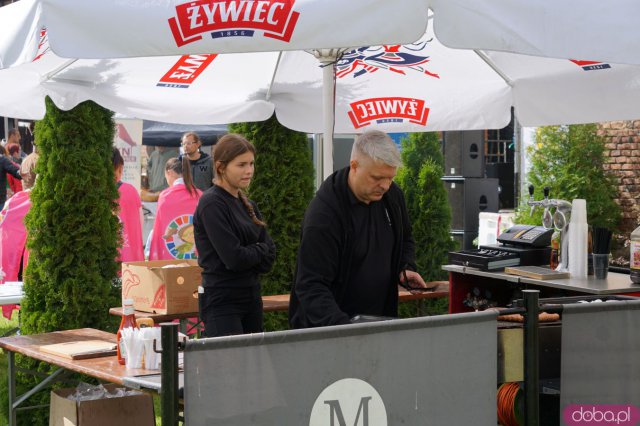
[193,185,275,289]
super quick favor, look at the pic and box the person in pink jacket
[0,189,31,319]
[113,148,144,262]
[149,156,202,260]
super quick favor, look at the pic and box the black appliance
[444,177,499,232]
[449,225,553,271]
[443,130,484,177]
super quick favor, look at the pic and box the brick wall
[598,121,640,233]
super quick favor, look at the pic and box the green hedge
[397,133,453,317]
[13,98,121,426]
[516,124,621,230]
[396,132,455,282]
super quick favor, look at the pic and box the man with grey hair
[289,130,427,328]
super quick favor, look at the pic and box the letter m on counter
[324,397,372,426]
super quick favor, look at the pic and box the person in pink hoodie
[149,156,202,260]
[113,148,144,262]
[0,149,38,320]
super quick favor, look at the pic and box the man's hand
[399,270,429,293]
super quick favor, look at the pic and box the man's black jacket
[289,167,416,328]
[0,156,21,206]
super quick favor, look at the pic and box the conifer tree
[14,98,120,425]
[516,124,620,229]
[228,117,314,330]
[396,132,454,282]
[412,160,456,281]
[397,132,444,215]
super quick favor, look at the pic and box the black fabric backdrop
[142,120,227,147]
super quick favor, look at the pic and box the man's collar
[346,185,360,206]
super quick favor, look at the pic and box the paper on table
[40,340,116,360]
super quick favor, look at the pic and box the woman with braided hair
[193,133,276,337]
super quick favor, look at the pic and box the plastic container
[568,199,588,278]
[631,225,640,284]
[549,239,560,270]
[477,211,516,247]
[116,299,138,366]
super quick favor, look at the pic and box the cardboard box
[122,259,202,314]
[49,384,154,426]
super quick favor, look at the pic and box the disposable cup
[592,253,609,280]
[143,338,160,370]
[571,199,587,224]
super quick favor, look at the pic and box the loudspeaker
[485,163,515,209]
[443,130,484,177]
[444,178,499,232]
[450,231,477,251]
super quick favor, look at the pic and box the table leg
[8,351,16,426]
[7,359,67,425]
[523,289,540,426]
[161,323,179,426]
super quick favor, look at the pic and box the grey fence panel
[184,311,497,425]
[560,300,640,422]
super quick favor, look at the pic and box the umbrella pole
[321,61,335,180]
[313,49,346,181]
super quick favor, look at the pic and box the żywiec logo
[570,59,612,71]
[157,54,217,88]
[337,41,440,79]
[168,0,300,47]
[348,97,430,129]
[33,29,50,62]
[564,404,640,425]
[309,378,387,426]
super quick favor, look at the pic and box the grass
[0,312,19,337]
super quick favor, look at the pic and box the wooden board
[504,266,570,280]
[39,340,117,360]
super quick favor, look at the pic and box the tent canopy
[142,120,227,147]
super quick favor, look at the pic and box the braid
[238,190,266,227]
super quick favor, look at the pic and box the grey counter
[443,264,640,295]
[124,373,184,393]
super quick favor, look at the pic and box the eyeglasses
[181,141,195,146]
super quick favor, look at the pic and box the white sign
[113,118,142,191]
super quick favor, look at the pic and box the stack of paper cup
[568,199,588,278]
[121,328,144,369]
[141,328,161,370]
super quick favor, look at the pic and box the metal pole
[312,48,346,181]
[160,323,179,426]
[313,134,323,190]
[8,351,15,426]
[321,57,335,181]
[3,117,9,142]
[513,115,522,207]
[523,289,540,426]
